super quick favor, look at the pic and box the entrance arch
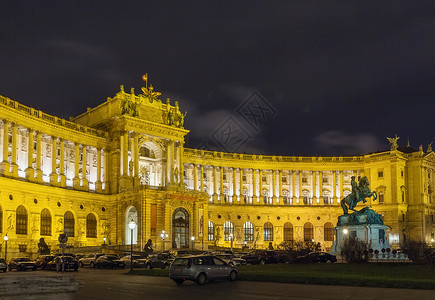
[125,206,138,245]
[172,207,189,249]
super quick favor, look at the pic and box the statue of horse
[341,176,377,214]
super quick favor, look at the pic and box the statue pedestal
[332,207,392,255]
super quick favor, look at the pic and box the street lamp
[343,229,349,235]
[191,236,195,250]
[160,230,168,252]
[103,236,106,244]
[229,234,234,253]
[128,219,136,271]
[4,235,8,263]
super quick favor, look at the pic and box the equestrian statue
[341,176,377,214]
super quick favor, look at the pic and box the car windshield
[17,258,31,262]
[106,256,118,261]
[172,258,189,266]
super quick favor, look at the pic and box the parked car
[34,255,55,269]
[145,253,175,269]
[46,256,79,271]
[95,255,126,269]
[0,258,7,272]
[120,254,148,268]
[8,257,37,271]
[169,255,238,285]
[214,254,247,267]
[170,250,190,257]
[241,250,279,264]
[296,252,337,263]
[79,253,105,268]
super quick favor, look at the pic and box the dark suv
[8,257,37,271]
[241,250,279,264]
[169,255,237,285]
[145,253,175,269]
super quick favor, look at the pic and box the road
[2,267,435,300]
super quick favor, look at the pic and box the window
[324,222,334,241]
[322,177,328,184]
[402,191,405,203]
[223,173,227,181]
[243,222,254,241]
[302,176,308,183]
[242,175,247,182]
[224,221,233,241]
[378,192,384,204]
[16,205,28,235]
[378,170,384,178]
[282,176,287,183]
[40,209,52,236]
[283,222,293,241]
[64,211,75,237]
[303,222,314,241]
[208,221,214,241]
[264,222,273,241]
[86,213,97,238]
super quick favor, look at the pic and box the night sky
[1,1,434,156]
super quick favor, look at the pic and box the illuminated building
[0,85,434,257]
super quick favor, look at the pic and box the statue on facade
[143,239,154,256]
[38,237,50,255]
[340,176,377,214]
[387,135,400,150]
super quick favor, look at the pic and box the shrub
[401,240,434,265]
[340,239,368,263]
[277,240,322,262]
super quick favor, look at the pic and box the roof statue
[428,142,433,152]
[141,84,162,103]
[387,134,400,150]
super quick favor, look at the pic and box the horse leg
[341,199,348,214]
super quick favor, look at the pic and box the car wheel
[90,262,95,268]
[196,273,207,285]
[173,279,184,285]
[228,270,237,281]
[326,259,332,263]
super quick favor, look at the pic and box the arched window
[304,222,314,241]
[224,221,233,241]
[0,205,3,233]
[64,211,75,237]
[243,222,254,241]
[16,205,28,235]
[208,220,214,241]
[86,213,97,238]
[378,191,385,204]
[283,222,293,241]
[40,209,52,236]
[264,222,273,241]
[324,222,334,241]
[302,190,311,205]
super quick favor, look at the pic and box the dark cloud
[1,1,434,155]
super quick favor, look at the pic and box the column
[123,131,129,177]
[291,171,297,204]
[82,145,89,190]
[170,140,175,183]
[232,168,237,202]
[220,167,224,201]
[25,128,34,180]
[200,164,204,193]
[259,169,263,204]
[298,171,303,204]
[272,170,277,204]
[179,144,184,186]
[96,148,102,192]
[319,171,324,204]
[339,171,344,199]
[73,142,80,189]
[252,169,257,203]
[50,136,58,185]
[0,120,10,175]
[312,171,317,205]
[36,131,43,183]
[11,123,18,177]
[333,170,337,204]
[133,134,139,186]
[239,168,244,203]
[278,170,283,204]
[59,139,66,186]
[213,166,218,202]
[193,164,198,191]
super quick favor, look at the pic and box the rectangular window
[208,222,214,241]
[223,173,227,181]
[19,245,27,253]
[378,193,384,204]
[322,177,328,184]
[378,171,384,178]
[282,176,287,183]
[242,175,247,182]
[302,176,307,183]
[151,204,157,236]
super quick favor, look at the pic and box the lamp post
[160,230,168,252]
[103,236,106,245]
[191,236,195,250]
[4,235,8,263]
[128,219,136,271]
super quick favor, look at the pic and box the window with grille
[263,222,273,241]
[86,213,97,238]
[324,222,334,241]
[243,222,254,241]
[16,205,28,235]
[304,222,314,241]
[40,209,52,236]
[284,222,293,241]
[224,221,234,241]
[64,211,75,237]
[208,221,214,241]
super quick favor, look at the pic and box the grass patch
[126,263,435,290]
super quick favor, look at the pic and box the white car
[214,254,247,267]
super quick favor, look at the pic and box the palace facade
[0,85,434,258]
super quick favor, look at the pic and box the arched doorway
[125,206,138,245]
[172,207,189,249]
